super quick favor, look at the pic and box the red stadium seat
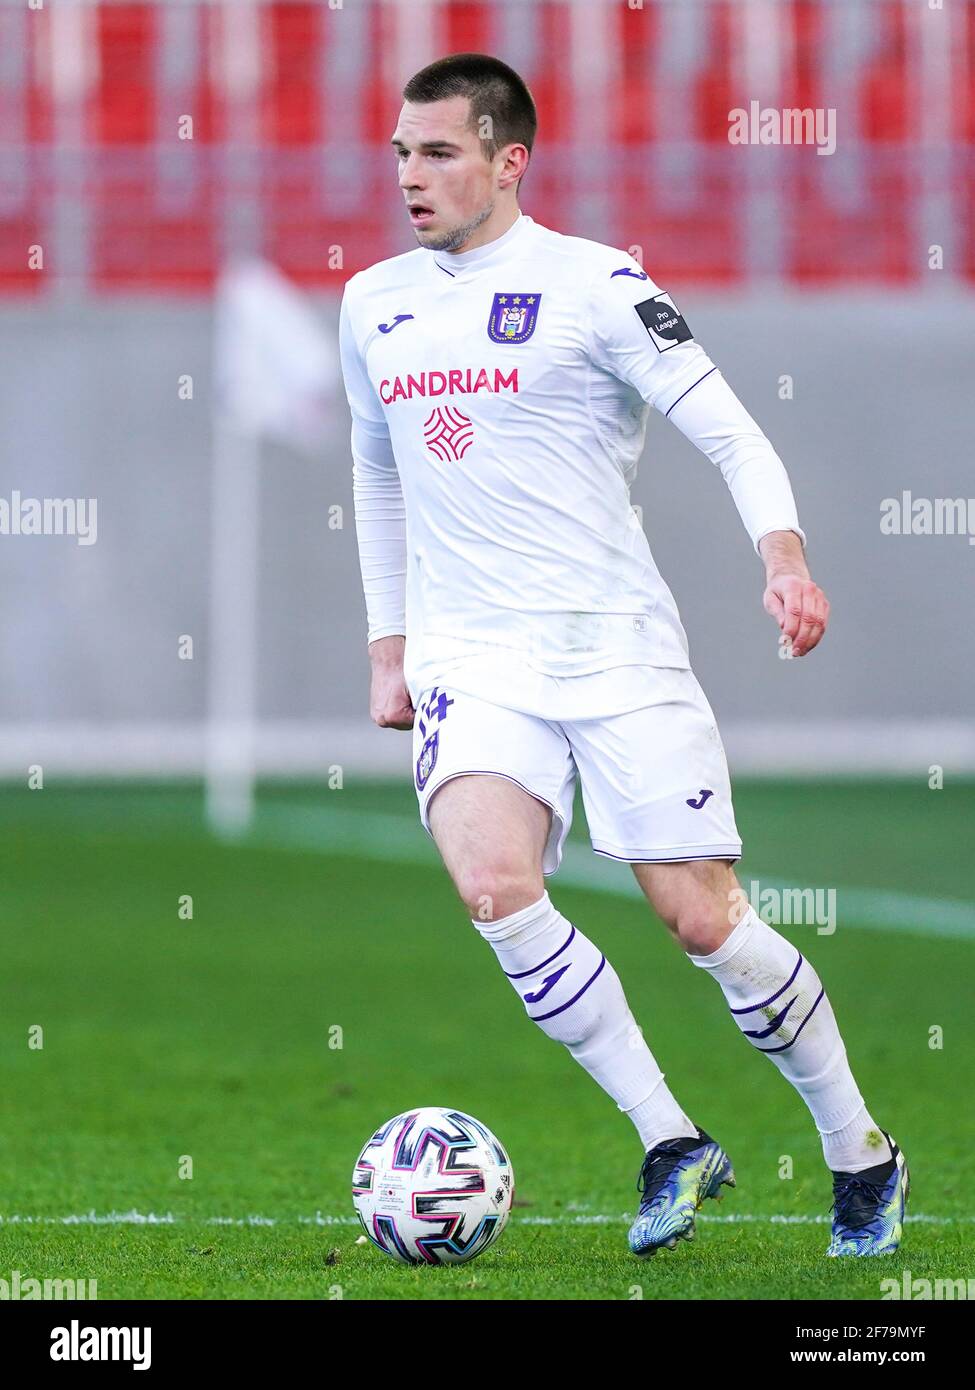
[0,0,970,294]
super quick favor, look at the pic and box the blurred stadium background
[1,0,973,790]
[1,0,974,1301]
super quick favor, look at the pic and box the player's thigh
[631,857,741,953]
[427,772,551,920]
[566,670,742,857]
[412,684,576,920]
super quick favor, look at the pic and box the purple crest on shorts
[416,730,439,790]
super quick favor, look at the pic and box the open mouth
[408,204,435,226]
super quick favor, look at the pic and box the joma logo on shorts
[686,788,714,809]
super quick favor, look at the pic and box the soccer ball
[352,1107,514,1265]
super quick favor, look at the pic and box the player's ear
[498,143,528,191]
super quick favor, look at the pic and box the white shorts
[411,667,742,875]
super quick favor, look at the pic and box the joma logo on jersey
[487,293,542,343]
[379,367,518,404]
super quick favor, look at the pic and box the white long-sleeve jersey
[339,213,804,710]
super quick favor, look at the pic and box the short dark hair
[402,53,537,170]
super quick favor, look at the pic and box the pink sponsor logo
[379,366,518,405]
[423,407,474,462]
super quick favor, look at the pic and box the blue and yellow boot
[628,1126,736,1257]
[827,1129,909,1257]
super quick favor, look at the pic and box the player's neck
[448,205,523,255]
[431,210,528,274]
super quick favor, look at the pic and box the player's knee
[670,900,734,956]
[457,863,543,923]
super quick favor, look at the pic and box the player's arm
[658,352,828,658]
[339,287,415,728]
[587,260,828,657]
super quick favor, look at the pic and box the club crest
[487,293,542,344]
[416,730,440,790]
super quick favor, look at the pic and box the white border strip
[1,720,973,776]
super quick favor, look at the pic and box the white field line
[0,1210,967,1229]
[20,794,975,942]
[248,803,975,942]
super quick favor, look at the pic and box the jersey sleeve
[339,283,408,641]
[586,257,806,553]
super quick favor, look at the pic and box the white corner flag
[207,259,339,836]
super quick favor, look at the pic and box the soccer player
[339,54,909,1257]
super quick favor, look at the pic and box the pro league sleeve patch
[634,292,693,351]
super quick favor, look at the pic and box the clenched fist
[368,634,415,730]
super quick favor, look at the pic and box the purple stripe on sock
[754,987,825,1053]
[729,950,804,1015]
[528,955,606,1023]
[504,925,575,980]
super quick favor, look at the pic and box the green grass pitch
[1,777,973,1300]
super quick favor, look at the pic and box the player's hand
[762,572,830,657]
[758,530,829,658]
[368,635,415,730]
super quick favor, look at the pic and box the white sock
[689,907,892,1172]
[473,891,697,1152]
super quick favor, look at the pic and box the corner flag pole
[204,414,261,836]
[205,258,338,835]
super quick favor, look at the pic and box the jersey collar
[430,213,533,280]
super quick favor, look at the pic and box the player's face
[392,97,499,252]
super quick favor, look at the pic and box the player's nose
[397,152,425,190]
